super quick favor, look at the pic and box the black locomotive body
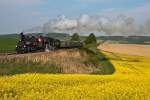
[16,33,83,53]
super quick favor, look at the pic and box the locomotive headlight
[24,45,26,48]
[16,45,18,47]
[38,38,42,42]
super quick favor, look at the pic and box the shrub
[71,33,80,41]
[84,33,97,45]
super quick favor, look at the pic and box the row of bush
[70,33,115,74]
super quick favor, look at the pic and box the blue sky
[0,0,150,34]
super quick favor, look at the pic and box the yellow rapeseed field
[0,51,150,100]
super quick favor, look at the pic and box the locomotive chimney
[20,32,25,41]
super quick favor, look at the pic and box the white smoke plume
[26,14,150,36]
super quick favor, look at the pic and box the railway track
[0,52,17,56]
[0,49,65,57]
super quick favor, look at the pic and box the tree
[71,33,80,41]
[84,33,97,45]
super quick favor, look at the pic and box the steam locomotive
[16,33,83,53]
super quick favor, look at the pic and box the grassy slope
[83,44,115,74]
[0,49,100,75]
[0,52,150,99]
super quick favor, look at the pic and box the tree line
[71,33,97,45]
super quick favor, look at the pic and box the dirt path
[98,43,150,57]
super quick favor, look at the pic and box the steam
[27,14,150,36]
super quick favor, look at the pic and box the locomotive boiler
[16,33,83,53]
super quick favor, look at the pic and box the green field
[0,35,19,53]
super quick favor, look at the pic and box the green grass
[0,36,19,53]
[0,57,61,75]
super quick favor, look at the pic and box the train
[16,33,83,53]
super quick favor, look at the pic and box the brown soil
[98,43,150,57]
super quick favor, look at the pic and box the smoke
[42,15,78,33]
[26,14,150,36]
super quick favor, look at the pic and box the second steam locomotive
[16,33,83,53]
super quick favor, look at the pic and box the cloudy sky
[0,0,150,34]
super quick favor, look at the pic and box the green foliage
[71,33,80,41]
[84,33,97,45]
[82,43,115,74]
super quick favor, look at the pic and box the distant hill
[0,32,69,38]
[0,34,19,38]
[97,36,150,44]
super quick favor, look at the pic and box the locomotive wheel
[16,41,25,54]
[17,50,23,54]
